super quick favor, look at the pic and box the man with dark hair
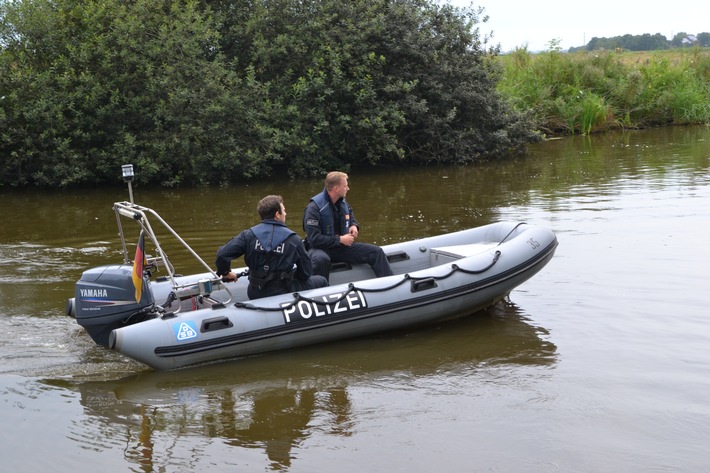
[216,195,328,299]
[303,172,393,280]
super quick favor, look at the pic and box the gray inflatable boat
[67,168,558,371]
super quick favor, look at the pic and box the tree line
[0,0,539,188]
[569,32,710,52]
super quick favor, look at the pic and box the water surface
[1,126,709,472]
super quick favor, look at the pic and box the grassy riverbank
[496,48,710,135]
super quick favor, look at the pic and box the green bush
[0,0,539,188]
[497,48,710,134]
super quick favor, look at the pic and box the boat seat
[331,251,410,273]
[330,261,352,273]
[430,242,498,264]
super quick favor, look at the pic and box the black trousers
[309,242,393,280]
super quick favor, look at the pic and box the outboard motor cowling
[72,264,155,346]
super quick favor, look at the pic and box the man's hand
[222,271,238,282]
[339,234,355,246]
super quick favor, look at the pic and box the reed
[497,47,710,135]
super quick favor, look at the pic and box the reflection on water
[41,302,554,471]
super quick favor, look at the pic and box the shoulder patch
[306,218,319,227]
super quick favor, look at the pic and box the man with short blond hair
[303,172,393,280]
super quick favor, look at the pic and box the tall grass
[496,47,710,135]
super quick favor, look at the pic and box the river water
[1,126,709,472]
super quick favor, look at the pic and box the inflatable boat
[66,166,558,371]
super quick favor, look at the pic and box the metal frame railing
[112,200,233,310]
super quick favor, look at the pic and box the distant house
[682,35,697,45]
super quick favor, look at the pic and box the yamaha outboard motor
[70,264,155,346]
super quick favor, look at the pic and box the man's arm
[347,201,359,230]
[291,235,314,280]
[215,231,247,276]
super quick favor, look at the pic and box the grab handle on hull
[201,316,233,333]
[387,251,410,263]
[411,277,437,293]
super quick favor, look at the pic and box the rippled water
[1,126,709,472]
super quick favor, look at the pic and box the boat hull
[109,221,558,370]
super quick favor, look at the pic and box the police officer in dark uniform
[303,171,393,280]
[216,195,328,299]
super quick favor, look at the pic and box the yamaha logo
[79,288,108,298]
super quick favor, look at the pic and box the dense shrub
[0,0,539,188]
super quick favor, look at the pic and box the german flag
[131,231,146,302]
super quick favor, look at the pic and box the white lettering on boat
[281,290,368,323]
[527,237,541,250]
[79,289,108,298]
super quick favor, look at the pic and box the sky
[445,0,708,52]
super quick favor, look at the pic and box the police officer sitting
[216,195,328,299]
[303,171,393,280]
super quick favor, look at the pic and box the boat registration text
[281,290,368,323]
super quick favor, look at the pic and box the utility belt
[248,270,293,290]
